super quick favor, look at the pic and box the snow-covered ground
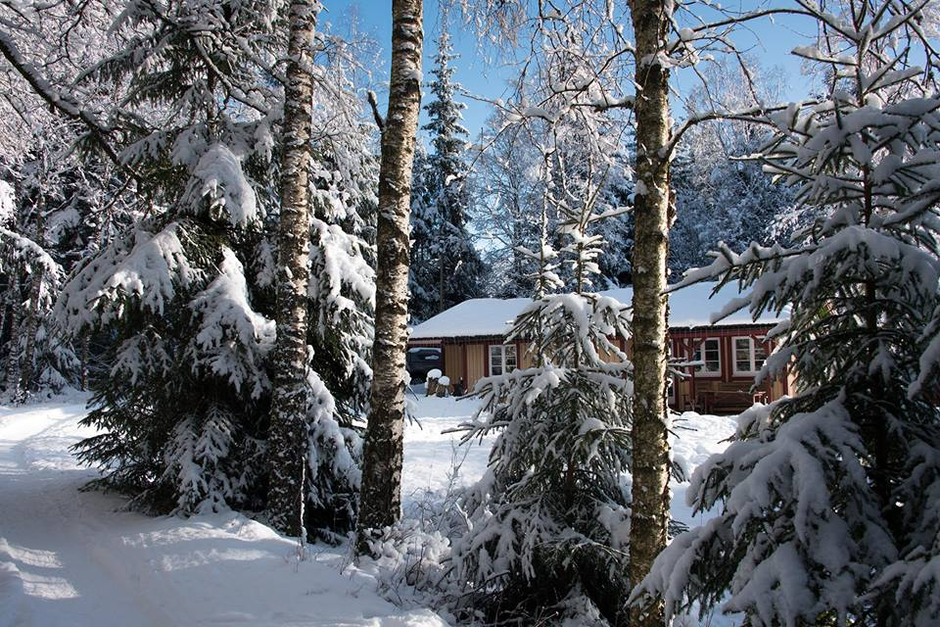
[0,390,739,626]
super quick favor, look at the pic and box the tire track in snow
[0,398,181,627]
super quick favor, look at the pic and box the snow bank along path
[0,390,739,626]
[0,394,444,627]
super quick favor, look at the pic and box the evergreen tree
[0,136,112,401]
[411,17,485,320]
[407,145,438,320]
[448,17,638,623]
[43,0,374,540]
[0,174,77,402]
[635,3,940,625]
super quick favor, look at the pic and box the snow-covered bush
[450,294,633,624]
[634,3,940,625]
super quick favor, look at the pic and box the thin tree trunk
[17,201,46,401]
[80,336,89,392]
[355,0,423,555]
[628,0,673,625]
[266,0,319,538]
[438,249,444,314]
[4,295,23,398]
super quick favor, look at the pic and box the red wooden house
[408,283,793,414]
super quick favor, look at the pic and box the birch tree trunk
[4,290,23,398]
[16,201,45,402]
[628,1,673,625]
[266,0,319,538]
[355,0,423,554]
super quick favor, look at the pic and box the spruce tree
[449,20,638,622]
[634,3,940,625]
[407,145,438,321]
[413,17,485,319]
[40,0,374,538]
[0,148,91,402]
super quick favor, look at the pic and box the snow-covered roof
[409,282,784,340]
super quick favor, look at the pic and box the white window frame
[488,344,518,376]
[692,337,721,377]
[732,336,767,375]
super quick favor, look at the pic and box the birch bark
[355,0,423,553]
[266,0,320,537]
[627,1,674,624]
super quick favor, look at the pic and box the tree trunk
[628,1,673,625]
[355,0,423,554]
[266,0,319,538]
[4,293,23,398]
[16,202,46,402]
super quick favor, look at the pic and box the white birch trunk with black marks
[266,0,319,538]
[15,202,45,402]
[628,1,674,625]
[355,0,423,554]
[3,291,23,398]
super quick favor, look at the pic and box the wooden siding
[443,344,463,385]
[467,344,485,387]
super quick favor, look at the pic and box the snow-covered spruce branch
[0,29,133,178]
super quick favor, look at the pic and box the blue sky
[326,1,819,140]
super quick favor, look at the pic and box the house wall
[443,344,464,386]
[669,328,785,413]
[467,344,485,387]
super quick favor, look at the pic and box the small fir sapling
[449,32,639,617]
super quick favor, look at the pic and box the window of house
[489,344,518,376]
[692,338,721,376]
[733,336,767,375]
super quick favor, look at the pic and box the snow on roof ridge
[409,283,785,340]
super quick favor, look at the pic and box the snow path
[0,395,444,627]
[0,390,741,627]
[401,392,493,504]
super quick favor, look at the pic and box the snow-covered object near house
[635,5,940,625]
